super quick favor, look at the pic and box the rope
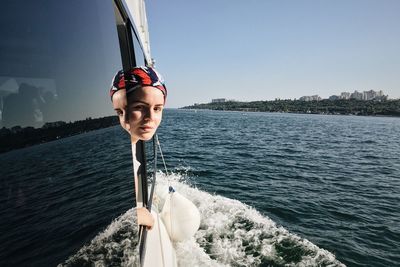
[156,135,175,254]
[155,134,173,266]
[156,134,169,175]
[140,134,173,267]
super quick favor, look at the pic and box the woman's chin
[130,128,157,142]
[139,132,155,141]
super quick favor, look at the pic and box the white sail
[121,0,153,66]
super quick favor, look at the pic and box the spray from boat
[60,172,344,267]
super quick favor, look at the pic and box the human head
[110,66,167,102]
[111,89,130,132]
[109,66,167,142]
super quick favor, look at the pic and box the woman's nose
[144,108,154,120]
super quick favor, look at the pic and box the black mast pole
[112,1,149,266]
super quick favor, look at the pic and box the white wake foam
[60,172,345,267]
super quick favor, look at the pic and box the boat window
[0,1,141,265]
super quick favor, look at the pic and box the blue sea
[1,109,399,266]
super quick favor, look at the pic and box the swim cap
[109,66,167,101]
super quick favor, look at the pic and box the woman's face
[112,89,130,132]
[127,86,164,143]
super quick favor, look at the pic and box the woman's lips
[140,125,153,131]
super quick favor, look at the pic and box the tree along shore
[182,99,400,117]
[0,116,119,153]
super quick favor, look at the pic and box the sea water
[1,109,399,266]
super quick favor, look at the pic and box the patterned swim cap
[109,66,167,101]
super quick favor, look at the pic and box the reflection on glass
[0,1,136,266]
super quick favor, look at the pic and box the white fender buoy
[160,186,201,242]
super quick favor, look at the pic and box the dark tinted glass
[0,1,141,265]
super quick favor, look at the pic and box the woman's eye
[154,106,163,112]
[115,110,123,116]
[131,105,144,111]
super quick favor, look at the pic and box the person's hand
[137,207,154,230]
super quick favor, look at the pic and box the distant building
[366,90,387,101]
[212,98,227,103]
[340,92,351,99]
[363,90,377,100]
[299,95,321,101]
[350,90,363,100]
[337,90,388,101]
[329,95,339,100]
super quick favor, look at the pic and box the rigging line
[156,134,171,191]
[147,135,157,209]
[156,134,173,267]
[156,134,169,175]
[156,134,175,253]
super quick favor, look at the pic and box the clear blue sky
[1,0,399,127]
[145,0,400,107]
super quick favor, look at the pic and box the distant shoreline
[2,101,399,154]
[180,108,400,118]
[0,116,119,154]
[184,109,400,121]
[181,99,400,117]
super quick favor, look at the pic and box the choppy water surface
[1,109,399,266]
